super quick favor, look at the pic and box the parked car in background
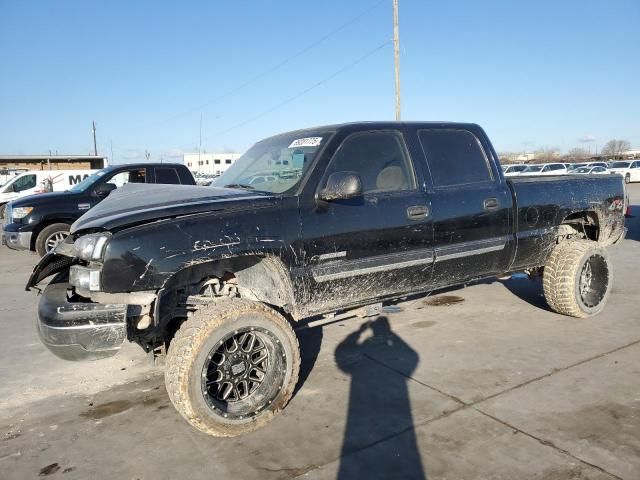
[502,164,528,176]
[520,163,568,176]
[587,162,609,169]
[194,173,219,186]
[26,121,626,438]
[567,163,587,172]
[608,160,640,183]
[573,166,609,175]
[0,170,96,219]
[2,163,195,256]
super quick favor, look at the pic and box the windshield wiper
[224,183,255,190]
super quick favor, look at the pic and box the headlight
[74,233,111,261]
[69,265,101,291]
[11,206,33,220]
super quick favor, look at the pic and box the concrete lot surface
[1,185,639,479]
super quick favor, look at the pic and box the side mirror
[319,172,363,201]
[94,182,116,198]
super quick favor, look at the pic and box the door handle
[483,198,499,211]
[407,205,429,220]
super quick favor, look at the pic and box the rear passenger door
[416,128,513,287]
[153,166,181,184]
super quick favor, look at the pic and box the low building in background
[0,155,106,171]
[183,153,242,176]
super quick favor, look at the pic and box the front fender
[99,206,299,293]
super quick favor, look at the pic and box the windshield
[610,161,630,169]
[575,167,591,173]
[1,175,19,193]
[522,165,543,173]
[508,165,527,172]
[211,131,331,194]
[69,169,107,192]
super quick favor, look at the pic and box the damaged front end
[26,235,156,361]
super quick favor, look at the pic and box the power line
[203,40,392,141]
[146,0,386,127]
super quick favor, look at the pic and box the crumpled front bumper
[38,281,127,361]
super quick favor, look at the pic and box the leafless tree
[563,147,590,162]
[601,140,631,158]
[532,147,560,163]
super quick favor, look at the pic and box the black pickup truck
[2,163,195,256]
[26,122,626,437]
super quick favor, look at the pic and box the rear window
[418,129,493,187]
[611,161,630,168]
[155,167,181,184]
[545,164,565,171]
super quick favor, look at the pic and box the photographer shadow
[335,316,427,480]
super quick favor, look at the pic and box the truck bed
[507,174,626,270]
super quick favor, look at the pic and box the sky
[0,0,638,163]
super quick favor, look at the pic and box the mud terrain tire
[165,298,300,437]
[543,240,613,318]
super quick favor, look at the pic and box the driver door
[298,130,433,313]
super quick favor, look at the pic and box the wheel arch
[154,254,298,336]
[560,210,600,242]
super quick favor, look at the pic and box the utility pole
[92,121,98,156]
[110,140,114,166]
[198,113,203,174]
[393,0,401,120]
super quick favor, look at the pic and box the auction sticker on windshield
[288,137,323,148]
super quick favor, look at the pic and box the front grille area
[2,203,10,225]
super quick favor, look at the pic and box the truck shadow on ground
[498,276,551,311]
[624,206,639,241]
[293,324,324,396]
[333,316,427,479]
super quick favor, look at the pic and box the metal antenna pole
[92,121,98,156]
[393,0,401,120]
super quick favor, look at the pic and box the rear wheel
[543,240,613,318]
[0,204,5,220]
[625,173,631,184]
[165,298,300,437]
[35,223,70,256]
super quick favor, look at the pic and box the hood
[9,190,81,207]
[71,183,273,233]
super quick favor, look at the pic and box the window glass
[611,161,630,168]
[225,159,232,164]
[215,159,221,165]
[155,168,180,184]
[105,169,146,189]
[418,130,492,186]
[12,174,37,192]
[326,131,415,193]
[212,130,329,194]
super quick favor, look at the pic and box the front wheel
[36,223,71,256]
[165,299,300,437]
[543,240,613,318]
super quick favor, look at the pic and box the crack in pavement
[292,338,640,479]
[472,408,624,480]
